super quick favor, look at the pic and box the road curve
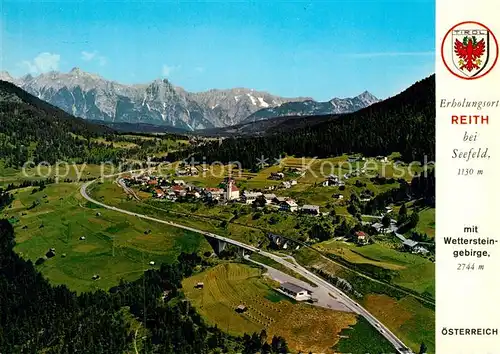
[80,177,413,354]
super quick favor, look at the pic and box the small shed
[235,304,247,313]
[79,236,86,240]
[149,261,155,266]
[92,274,100,280]
[195,282,204,289]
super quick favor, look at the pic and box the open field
[316,240,435,297]
[333,317,397,353]
[182,263,357,353]
[294,248,435,354]
[363,294,435,354]
[416,207,435,238]
[6,182,210,293]
[0,163,116,186]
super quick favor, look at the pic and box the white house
[414,245,430,255]
[282,181,291,189]
[280,199,298,212]
[278,282,311,301]
[173,179,186,186]
[242,191,262,204]
[206,188,224,200]
[372,222,385,233]
[263,194,277,204]
[290,180,297,186]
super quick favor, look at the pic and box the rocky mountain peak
[355,90,379,104]
[0,71,15,83]
[2,68,377,130]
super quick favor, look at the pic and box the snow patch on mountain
[257,97,269,107]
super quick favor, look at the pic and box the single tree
[382,214,391,229]
[419,342,428,354]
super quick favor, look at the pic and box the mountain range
[1,69,378,130]
[242,91,379,123]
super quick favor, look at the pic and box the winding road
[80,176,413,354]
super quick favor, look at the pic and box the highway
[80,176,413,354]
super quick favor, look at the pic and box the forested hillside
[0,220,290,353]
[0,80,119,166]
[190,75,435,167]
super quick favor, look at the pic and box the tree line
[182,75,435,169]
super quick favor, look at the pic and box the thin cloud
[81,51,97,61]
[194,66,205,73]
[19,52,60,74]
[344,51,435,58]
[162,64,180,77]
[81,50,107,66]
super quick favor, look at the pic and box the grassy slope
[316,240,435,296]
[7,182,210,293]
[182,263,357,354]
[294,248,435,354]
[334,317,396,354]
[0,163,116,187]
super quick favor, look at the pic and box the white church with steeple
[225,178,240,201]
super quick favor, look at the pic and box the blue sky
[1,0,435,100]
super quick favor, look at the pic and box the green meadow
[7,182,210,293]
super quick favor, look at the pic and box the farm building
[355,231,368,244]
[235,304,247,313]
[372,222,386,233]
[280,199,298,212]
[263,194,276,204]
[195,282,204,289]
[300,205,320,216]
[269,172,285,180]
[206,188,224,200]
[154,189,165,198]
[273,196,287,204]
[268,233,289,249]
[242,191,262,204]
[147,179,158,186]
[278,282,311,301]
[403,239,419,249]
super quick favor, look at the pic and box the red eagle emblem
[454,36,486,72]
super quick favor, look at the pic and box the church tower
[226,178,233,201]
